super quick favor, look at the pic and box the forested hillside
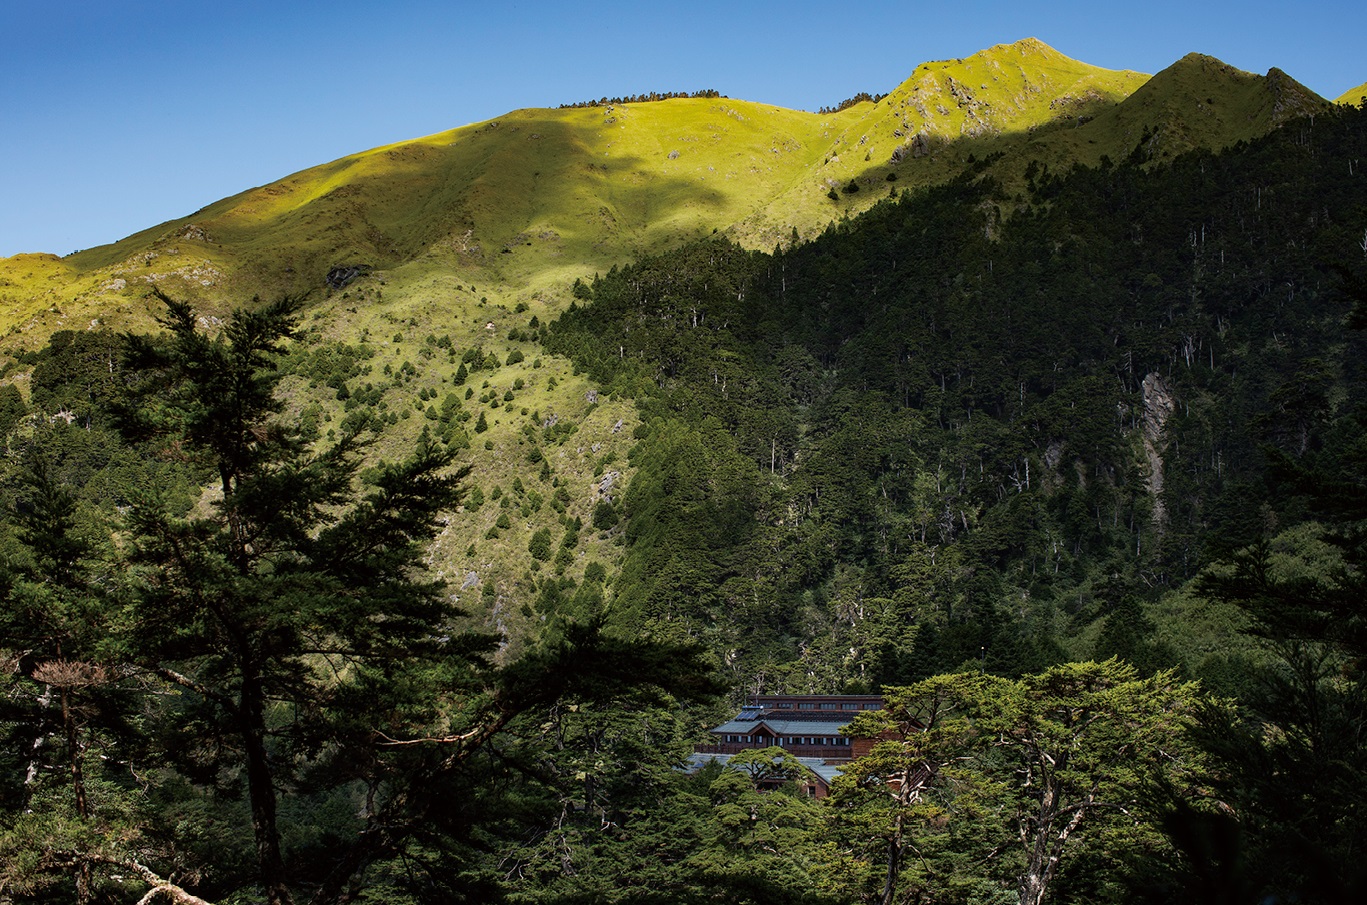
[550,103,1367,689]
[1,76,1365,905]
[542,102,1367,902]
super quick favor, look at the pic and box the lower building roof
[684,752,847,787]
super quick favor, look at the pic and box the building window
[842,702,860,709]
[798,702,816,710]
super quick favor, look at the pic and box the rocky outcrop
[1141,372,1174,529]
[325,264,372,290]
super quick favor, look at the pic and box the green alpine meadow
[2,37,1365,904]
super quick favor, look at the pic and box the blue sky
[2,0,1362,257]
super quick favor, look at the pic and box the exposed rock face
[596,470,620,502]
[1265,67,1328,123]
[326,264,372,290]
[174,223,209,242]
[1044,439,1065,470]
[1141,372,1175,529]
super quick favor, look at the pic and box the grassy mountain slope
[1070,55,1328,160]
[0,39,1329,345]
[0,253,79,336]
[741,44,1331,243]
[4,98,849,339]
[1339,80,1367,106]
[807,49,1330,227]
[71,100,832,284]
[739,38,1148,240]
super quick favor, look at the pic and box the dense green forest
[3,104,1366,903]
[551,104,1367,680]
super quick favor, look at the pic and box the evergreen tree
[117,292,476,904]
[0,457,132,904]
[839,661,1210,905]
[0,292,723,903]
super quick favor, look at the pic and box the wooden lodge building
[688,694,884,798]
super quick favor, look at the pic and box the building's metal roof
[721,699,880,724]
[710,717,853,736]
[796,756,847,785]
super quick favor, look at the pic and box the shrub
[529,529,553,561]
[592,500,619,531]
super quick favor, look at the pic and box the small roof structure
[684,751,846,794]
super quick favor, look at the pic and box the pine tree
[118,292,476,905]
[0,457,121,903]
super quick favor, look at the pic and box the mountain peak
[1173,51,1235,68]
[988,37,1066,59]
[866,37,1148,148]
[1078,50,1329,166]
[917,37,1089,72]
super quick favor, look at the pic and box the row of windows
[780,701,878,711]
[723,734,852,747]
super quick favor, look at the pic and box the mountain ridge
[0,39,1331,345]
[1338,79,1367,105]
